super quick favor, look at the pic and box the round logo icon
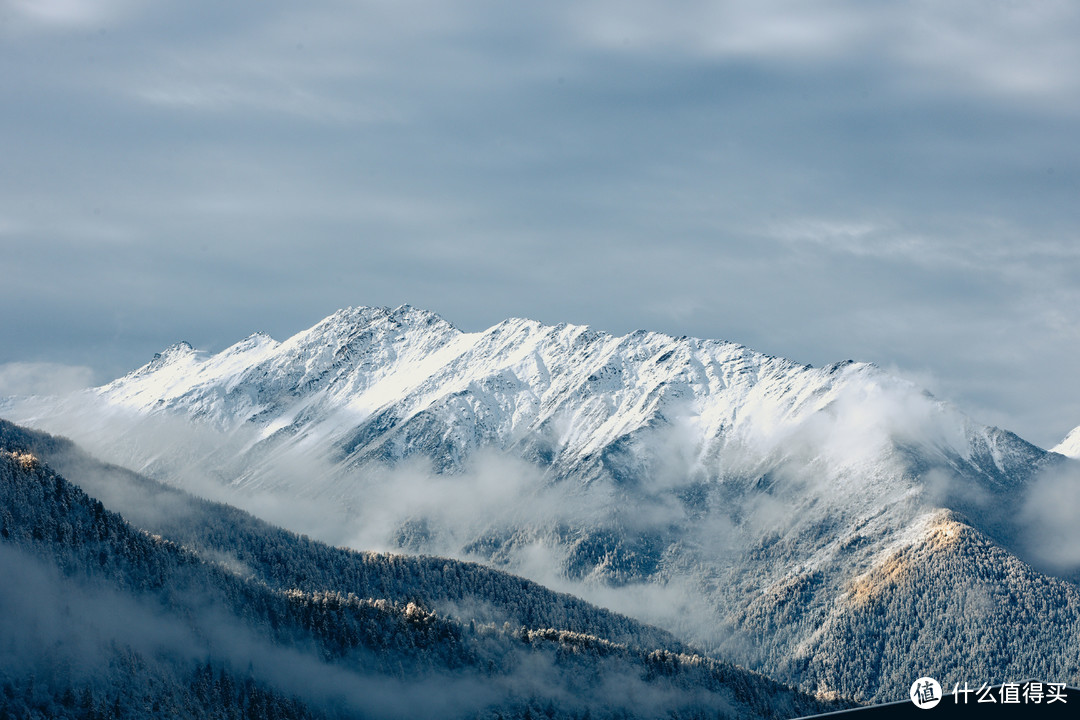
[910,677,942,709]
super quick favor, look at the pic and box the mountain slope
[0,418,681,652]
[0,419,843,720]
[4,305,1077,703]
[788,513,1080,700]
[1052,425,1080,458]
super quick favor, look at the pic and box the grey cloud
[2,0,1079,449]
[0,543,201,681]
[2,0,146,33]
[567,1,1080,104]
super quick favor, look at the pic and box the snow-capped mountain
[72,304,1048,492]
[6,304,1077,702]
[1053,425,1080,458]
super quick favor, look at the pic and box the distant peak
[494,316,545,331]
[225,332,278,354]
[1052,425,1080,458]
[153,341,195,360]
[132,341,198,375]
[390,303,454,326]
[322,304,456,331]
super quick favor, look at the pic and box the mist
[1,361,1062,659]
[0,519,769,720]
[0,543,199,682]
[1019,459,1080,573]
[0,362,96,397]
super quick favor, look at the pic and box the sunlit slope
[724,511,1080,701]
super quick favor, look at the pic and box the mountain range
[5,304,1080,704]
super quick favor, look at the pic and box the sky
[1,0,1078,449]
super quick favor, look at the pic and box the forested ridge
[0,419,842,719]
[783,516,1080,699]
[0,419,683,650]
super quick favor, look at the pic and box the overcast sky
[1,0,1078,448]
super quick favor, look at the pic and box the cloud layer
[0,362,96,396]
[2,1,1078,447]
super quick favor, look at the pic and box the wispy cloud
[766,215,1080,270]
[3,0,146,33]
[1019,461,1080,572]
[888,0,1080,104]
[568,0,871,62]
[0,362,96,397]
[567,1,1080,105]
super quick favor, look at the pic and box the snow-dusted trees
[0,420,843,720]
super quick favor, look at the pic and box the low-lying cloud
[0,361,96,397]
[1019,460,1080,573]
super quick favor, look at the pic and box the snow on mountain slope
[3,304,1071,702]
[1053,425,1080,458]
[76,304,1036,492]
[6,304,1056,584]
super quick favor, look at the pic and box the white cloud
[567,0,868,62]
[1020,461,1080,571]
[4,0,145,32]
[766,215,1080,274]
[891,0,1080,104]
[0,362,96,397]
[566,0,1080,105]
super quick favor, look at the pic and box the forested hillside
[0,419,842,719]
[0,419,682,651]
[782,514,1080,699]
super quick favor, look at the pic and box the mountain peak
[144,341,196,370]
[305,304,458,340]
[158,340,194,355]
[1052,424,1080,458]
